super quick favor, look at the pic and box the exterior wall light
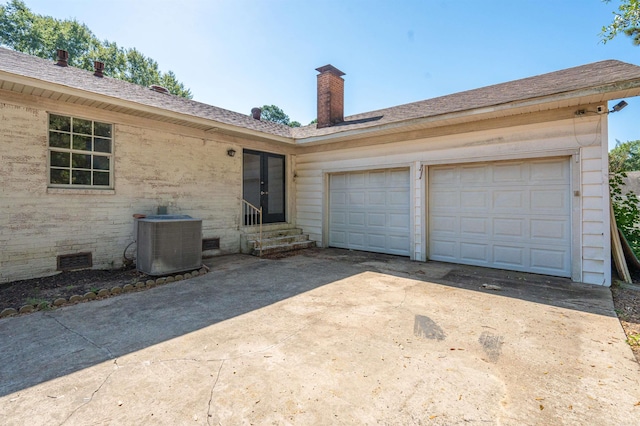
[610,100,628,113]
[227,149,236,157]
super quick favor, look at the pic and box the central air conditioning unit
[136,215,202,276]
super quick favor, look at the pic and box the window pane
[93,172,110,186]
[50,168,70,184]
[73,118,92,135]
[72,154,91,169]
[72,170,91,185]
[94,138,111,153]
[49,132,70,148]
[49,114,70,132]
[50,151,70,167]
[94,122,112,137]
[72,135,92,151]
[93,155,110,170]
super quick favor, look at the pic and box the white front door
[429,158,571,277]
[329,169,410,256]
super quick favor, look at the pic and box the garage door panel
[348,232,366,247]
[460,242,489,263]
[330,191,347,206]
[368,171,386,185]
[531,190,568,212]
[461,191,489,209]
[369,191,386,205]
[461,166,488,183]
[389,213,410,229]
[330,212,346,226]
[429,158,571,277]
[493,163,525,183]
[390,169,411,184]
[431,190,459,209]
[389,190,410,206]
[330,230,347,245]
[493,245,525,267]
[368,233,386,250]
[431,215,457,234]
[330,169,410,256]
[431,167,457,184]
[493,190,525,209]
[389,235,410,252]
[530,161,568,181]
[530,248,569,273]
[430,239,457,259]
[349,192,365,206]
[461,217,489,237]
[493,218,525,239]
[368,212,386,227]
[530,219,570,242]
[349,173,365,187]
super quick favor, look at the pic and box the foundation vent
[202,237,220,251]
[57,252,93,271]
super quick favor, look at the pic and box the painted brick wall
[0,100,243,283]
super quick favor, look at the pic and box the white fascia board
[294,80,640,145]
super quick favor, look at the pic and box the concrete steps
[241,225,316,256]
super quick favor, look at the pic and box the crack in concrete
[58,359,119,426]
[45,313,115,359]
[207,360,225,426]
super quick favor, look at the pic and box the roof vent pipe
[56,49,69,67]
[94,61,105,77]
[251,107,262,120]
[149,85,170,94]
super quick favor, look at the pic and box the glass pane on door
[267,155,284,216]
[243,152,261,208]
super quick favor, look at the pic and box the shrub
[610,171,640,257]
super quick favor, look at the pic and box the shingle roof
[291,59,640,139]
[2,47,640,142]
[0,47,293,138]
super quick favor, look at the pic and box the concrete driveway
[1,248,639,425]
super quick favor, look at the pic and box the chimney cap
[315,64,345,77]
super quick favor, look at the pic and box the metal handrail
[242,199,263,256]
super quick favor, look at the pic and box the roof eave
[294,79,640,145]
[0,70,295,144]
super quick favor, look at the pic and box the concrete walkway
[1,249,639,425]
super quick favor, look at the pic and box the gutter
[294,79,640,145]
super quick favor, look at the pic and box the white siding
[296,115,610,285]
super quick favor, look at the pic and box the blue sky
[14,0,640,148]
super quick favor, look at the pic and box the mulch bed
[0,268,146,310]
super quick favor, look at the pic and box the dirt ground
[610,282,640,363]
[2,258,640,364]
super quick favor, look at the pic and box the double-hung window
[48,114,113,188]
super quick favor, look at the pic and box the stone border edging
[0,267,209,319]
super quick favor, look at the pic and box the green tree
[609,139,640,173]
[601,0,640,45]
[260,104,301,127]
[0,0,192,98]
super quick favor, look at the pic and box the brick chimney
[94,61,105,77]
[316,65,345,128]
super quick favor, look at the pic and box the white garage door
[429,158,571,277]
[329,169,410,256]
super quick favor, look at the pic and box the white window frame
[47,113,114,189]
